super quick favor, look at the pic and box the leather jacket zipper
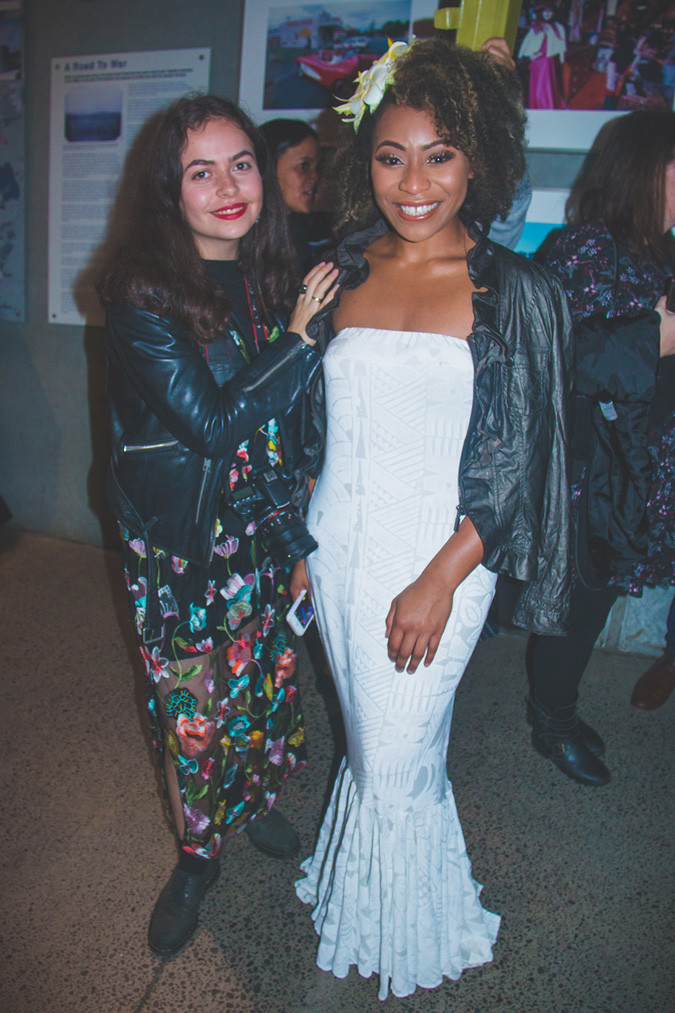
[122,439,179,453]
[241,344,302,393]
[195,458,212,523]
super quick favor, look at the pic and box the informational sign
[48,48,210,325]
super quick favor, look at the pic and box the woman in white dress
[291,39,572,1000]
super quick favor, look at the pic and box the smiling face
[276,135,320,214]
[370,103,473,246]
[179,117,263,260]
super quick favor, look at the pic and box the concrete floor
[1,528,673,1013]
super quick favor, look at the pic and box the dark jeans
[527,582,619,713]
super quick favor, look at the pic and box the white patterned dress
[295,327,500,1000]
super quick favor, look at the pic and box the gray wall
[1,4,584,549]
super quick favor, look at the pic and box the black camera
[229,468,318,568]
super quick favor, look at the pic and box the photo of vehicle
[260,1,411,111]
[296,35,390,97]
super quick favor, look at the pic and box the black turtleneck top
[202,258,256,356]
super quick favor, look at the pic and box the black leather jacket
[104,300,322,570]
[569,309,663,588]
[306,220,573,635]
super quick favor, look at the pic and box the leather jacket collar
[307,217,509,358]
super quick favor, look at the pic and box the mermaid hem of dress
[295,759,500,1001]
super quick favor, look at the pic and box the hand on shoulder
[289,262,340,345]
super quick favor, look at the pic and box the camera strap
[227,275,272,365]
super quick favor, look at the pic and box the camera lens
[257,506,318,567]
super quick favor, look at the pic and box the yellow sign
[434,0,523,53]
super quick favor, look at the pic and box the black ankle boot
[148,849,220,954]
[526,696,605,756]
[244,808,300,857]
[527,695,610,787]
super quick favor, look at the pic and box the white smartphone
[286,589,315,636]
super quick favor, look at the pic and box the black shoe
[148,856,220,954]
[527,694,610,787]
[531,727,611,786]
[245,809,300,857]
[526,696,605,756]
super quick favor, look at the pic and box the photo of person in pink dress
[518,2,567,108]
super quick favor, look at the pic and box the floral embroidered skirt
[118,505,306,860]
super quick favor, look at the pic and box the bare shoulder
[336,227,489,338]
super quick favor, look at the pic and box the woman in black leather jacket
[96,95,337,955]
[526,110,675,787]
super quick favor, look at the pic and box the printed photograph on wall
[263,1,412,110]
[516,1,675,113]
[64,85,123,142]
[0,0,20,80]
[0,0,24,322]
[239,0,439,124]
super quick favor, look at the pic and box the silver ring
[312,295,321,303]
[299,284,307,294]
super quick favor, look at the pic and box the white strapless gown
[295,327,500,1001]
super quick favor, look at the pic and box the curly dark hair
[96,95,298,344]
[566,109,675,264]
[331,39,526,235]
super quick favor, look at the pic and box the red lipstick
[212,204,248,220]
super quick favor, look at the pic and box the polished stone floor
[1,529,672,1013]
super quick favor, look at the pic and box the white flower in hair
[334,39,410,131]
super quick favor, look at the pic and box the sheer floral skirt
[118,511,306,860]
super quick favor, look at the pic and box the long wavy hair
[565,109,675,264]
[331,40,526,236]
[96,95,298,343]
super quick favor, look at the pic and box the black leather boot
[526,695,605,756]
[148,849,220,954]
[527,694,610,787]
[245,808,300,857]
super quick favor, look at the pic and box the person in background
[96,95,336,954]
[481,36,533,251]
[291,39,571,1000]
[528,109,675,786]
[259,118,333,271]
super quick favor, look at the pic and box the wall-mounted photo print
[263,1,411,110]
[0,3,21,81]
[64,84,122,142]
[240,0,441,125]
[519,1,675,148]
[517,0,675,113]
